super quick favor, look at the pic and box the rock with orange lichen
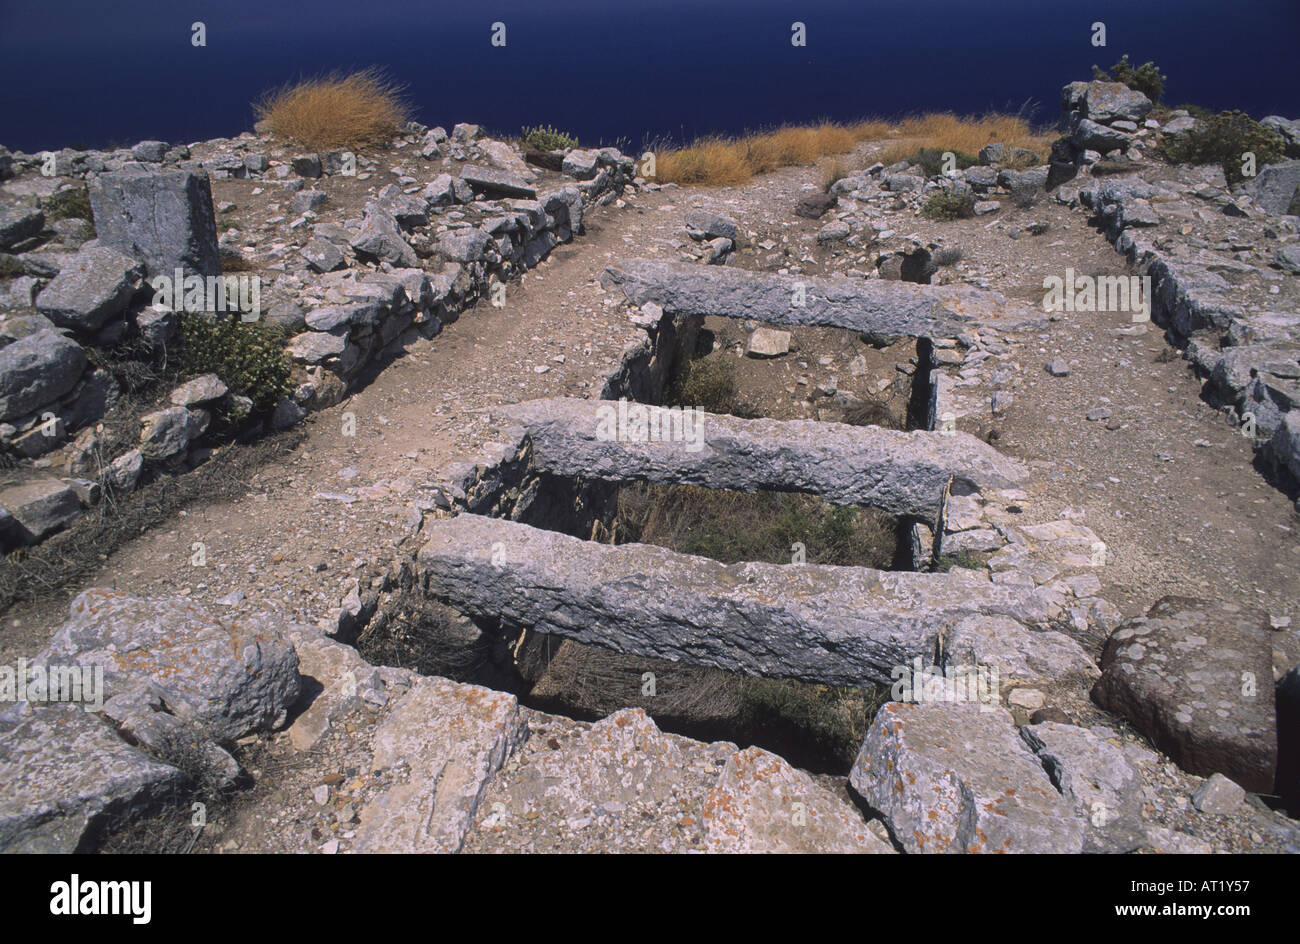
[353,674,526,853]
[35,589,302,743]
[703,746,895,853]
[849,701,1085,854]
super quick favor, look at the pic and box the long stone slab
[500,397,1029,518]
[601,259,1046,337]
[417,514,1042,688]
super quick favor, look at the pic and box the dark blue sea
[0,0,1296,153]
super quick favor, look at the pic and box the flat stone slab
[354,674,525,853]
[704,746,894,853]
[417,514,1046,688]
[499,397,1030,519]
[601,259,1046,337]
[849,701,1086,853]
[0,702,186,853]
[1091,596,1277,793]
[459,165,537,199]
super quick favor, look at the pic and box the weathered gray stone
[291,189,328,214]
[34,246,143,331]
[1092,596,1277,793]
[1243,160,1300,215]
[499,397,1029,519]
[353,674,525,853]
[945,615,1099,688]
[849,701,1085,853]
[601,259,1045,338]
[169,373,227,407]
[436,227,491,263]
[1080,81,1153,123]
[1071,117,1132,153]
[37,589,301,743]
[291,154,322,178]
[303,236,345,273]
[746,327,790,357]
[349,202,418,267]
[0,328,87,422]
[1019,721,1150,853]
[0,205,44,250]
[88,169,220,278]
[139,406,208,460]
[1267,411,1300,481]
[684,209,737,241]
[0,478,81,545]
[304,301,382,332]
[0,702,187,853]
[704,746,894,853]
[104,448,143,492]
[418,514,1049,689]
[1191,772,1245,814]
[978,143,1005,164]
[561,148,600,180]
[286,330,348,364]
[459,165,536,199]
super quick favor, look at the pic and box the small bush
[42,185,95,227]
[910,147,978,177]
[1093,55,1166,102]
[921,188,976,221]
[1159,110,1287,185]
[931,246,964,267]
[521,125,578,151]
[254,68,410,150]
[178,313,292,414]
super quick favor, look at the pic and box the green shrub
[178,313,292,415]
[910,147,978,177]
[921,188,976,221]
[1093,55,1166,102]
[1159,110,1287,185]
[521,124,579,151]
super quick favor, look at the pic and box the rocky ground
[1,78,1298,854]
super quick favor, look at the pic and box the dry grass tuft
[652,113,1051,187]
[253,68,411,150]
[873,112,1052,167]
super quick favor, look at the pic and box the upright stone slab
[88,169,220,277]
[417,514,1046,688]
[1091,596,1277,793]
[601,259,1045,337]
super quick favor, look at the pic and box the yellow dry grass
[253,68,411,150]
[653,113,1052,186]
